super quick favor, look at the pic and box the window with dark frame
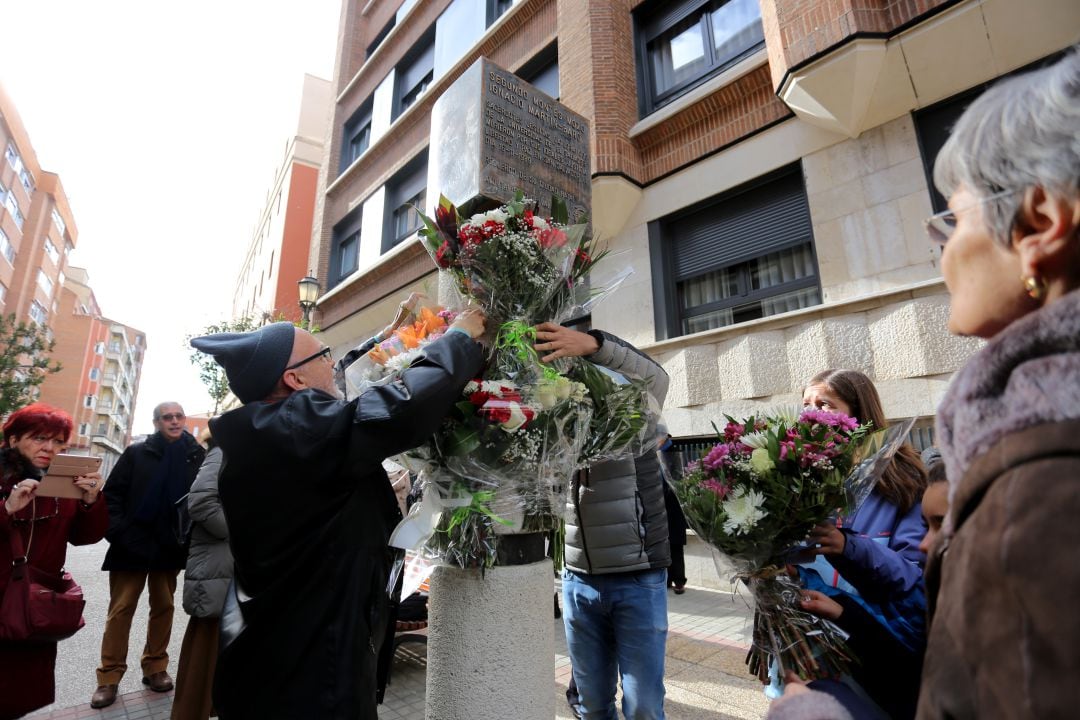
[914,50,1067,214]
[487,0,515,26]
[649,164,821,339]
[330,208,363,287]
[366,17,396,59]
[634,0,764,116]
[518,42,559,100]
[384,152,428,253]
[394,33,435,120]
[341,101,373,173]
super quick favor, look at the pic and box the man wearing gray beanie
[189,308,485,720]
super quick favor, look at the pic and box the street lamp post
[297,274,320,330]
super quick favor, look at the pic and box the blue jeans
[562,568,668,720]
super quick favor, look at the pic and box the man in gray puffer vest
[534,323,671,720]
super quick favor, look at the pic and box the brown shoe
[90,684,118,709]
[142,670,174,692]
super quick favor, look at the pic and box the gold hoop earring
[1022,275,1047,300]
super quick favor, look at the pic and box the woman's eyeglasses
[284,346,332,371]
[924,188,1016,246]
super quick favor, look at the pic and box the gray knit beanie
[190,321,296,403]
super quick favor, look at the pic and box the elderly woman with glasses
[916,48,1080,718]
[767,49,1080,720]
[0,403,107,718]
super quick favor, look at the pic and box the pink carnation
[799,409,859,431]
[722,422,745,443]
[702,479,730,499]
[702,443,732,470]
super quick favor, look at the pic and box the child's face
[802,384,852,417]
[919,482,950,554]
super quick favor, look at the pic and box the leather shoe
[142,670,174,692]
[90,684,118,709]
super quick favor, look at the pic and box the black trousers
[667,543,686,587]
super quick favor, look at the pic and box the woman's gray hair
[933,48,1080,247]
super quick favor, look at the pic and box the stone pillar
[425,560,555,720]
[424,56,590,720]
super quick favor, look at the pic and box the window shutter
[400,42,435,93]
[669,169,812,280]
[641,0,704,42]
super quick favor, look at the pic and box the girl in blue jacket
[798,369,929,718]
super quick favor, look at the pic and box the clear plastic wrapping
[382,192,654,569]
[674,408,910,683]
[344,299,459,398]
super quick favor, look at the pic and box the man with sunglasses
[91,402,206,709]
[190,309,484,720]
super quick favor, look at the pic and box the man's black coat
[210,331,482,720]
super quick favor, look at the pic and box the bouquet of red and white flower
[393,191,649,569]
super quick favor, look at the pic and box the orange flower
[367,345,390,365]
[395,324,423,349]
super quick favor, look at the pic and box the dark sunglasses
[159,413,185,422]
[284,346,332,371]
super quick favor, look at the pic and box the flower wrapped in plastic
[389,191,652,569]
[343,300,459,396]
[676,408,908,683]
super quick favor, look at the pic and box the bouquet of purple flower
[677,406,881,682]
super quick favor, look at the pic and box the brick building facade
[0,83,76,338]
[36,267,146,476]
[2,84,145,474]
[232,74,332,324]
[309,0,1078,441]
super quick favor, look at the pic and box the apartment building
[2,85,146,473]
[0,83,75,337]
[36,267,146,476]
[233,74,332,324]
[309,0,1077,441]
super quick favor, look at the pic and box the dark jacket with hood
[102,430,205,572]
[210,331,482,720]
[918,289,1080,719]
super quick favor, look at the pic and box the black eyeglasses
[284,346,332,371]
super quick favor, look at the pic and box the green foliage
[0,314,62,422]
[185,316,260,414]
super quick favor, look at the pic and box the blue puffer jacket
[800,490,928,652]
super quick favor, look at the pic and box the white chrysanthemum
[721,487,768,535]
[464,380,480,395]
[769,404,803,424]
[480,380,516,396]
[531,216,549,231]
[385,348,423,373]
[740,431,769,449]
[470,208,508,225]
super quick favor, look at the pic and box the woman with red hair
[0,403,107,718]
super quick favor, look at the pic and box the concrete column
[425,560,554,720]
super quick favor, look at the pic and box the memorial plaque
[428,57,591,221]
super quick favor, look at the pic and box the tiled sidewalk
[32,585,765,720]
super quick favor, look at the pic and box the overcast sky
[0,0,340,433]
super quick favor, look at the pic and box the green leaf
[551,195,569,225]
[445,426,482,456]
